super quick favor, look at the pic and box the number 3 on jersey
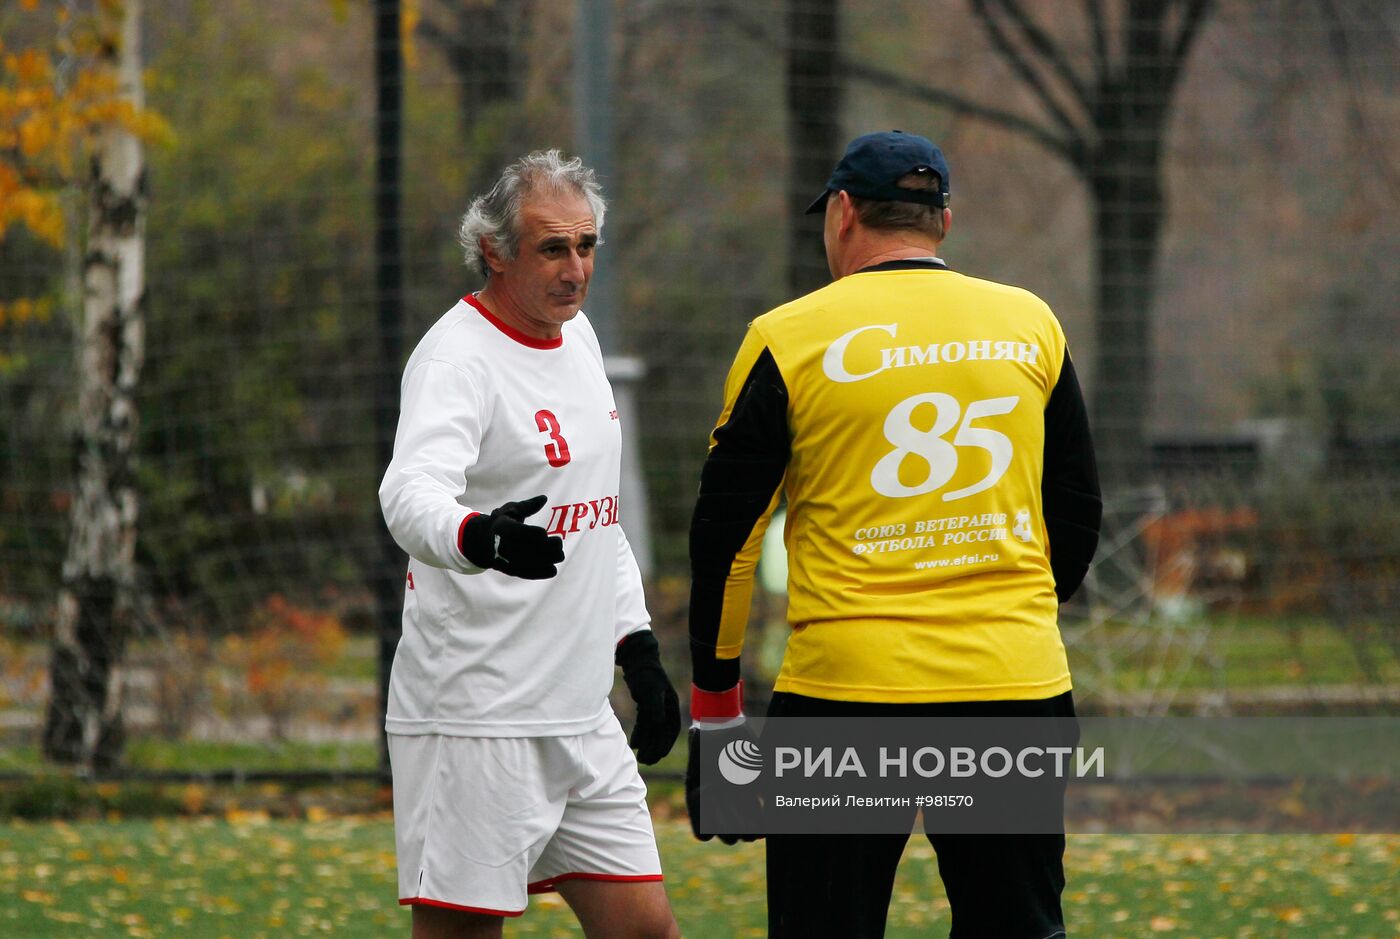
[535,409,571,468]
[871,393,1018,500]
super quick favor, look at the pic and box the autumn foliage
[0,1,167,247]
[225,595,347,741]
[0,0,170,344]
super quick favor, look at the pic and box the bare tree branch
[1083,0,1111,83]
[1169,0,1213,75]
[1316,0,1400,198]
[414,14,459,55]
[700,1,781,51]
[838,57,1085,169]
[970,0,1086,141]
[690,0,1086,168]
[998,0,1094,111]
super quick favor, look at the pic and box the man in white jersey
[380,150,681,939]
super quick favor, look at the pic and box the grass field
[2,618,1395,935]
[1062,617,1400,693]
[1,816,1394,937]
[2,617,1395,779]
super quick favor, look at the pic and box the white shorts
[389,718,663,916]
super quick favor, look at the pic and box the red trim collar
[464,294,564,350]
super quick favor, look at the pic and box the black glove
[686,684,763,844]
[615,631,681,764]
[459,494,565,580]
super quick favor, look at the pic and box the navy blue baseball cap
[804,130,950,214]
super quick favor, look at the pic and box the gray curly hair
[458,150,607,278]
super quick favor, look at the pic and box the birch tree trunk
[42,0,147,772]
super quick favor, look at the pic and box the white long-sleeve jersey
[379,294,650,737]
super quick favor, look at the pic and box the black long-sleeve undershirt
[1040,353,1102,601]
[689,349,788,692]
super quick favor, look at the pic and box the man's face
[488,192,597,337]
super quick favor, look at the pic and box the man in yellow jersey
[686,131,1101,938]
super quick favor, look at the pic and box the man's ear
[941,207,952,241]
[836,190,858,238]
[480,237,506,275]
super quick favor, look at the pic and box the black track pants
[764,691,1075,939]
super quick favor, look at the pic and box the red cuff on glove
[690,681,743,722]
